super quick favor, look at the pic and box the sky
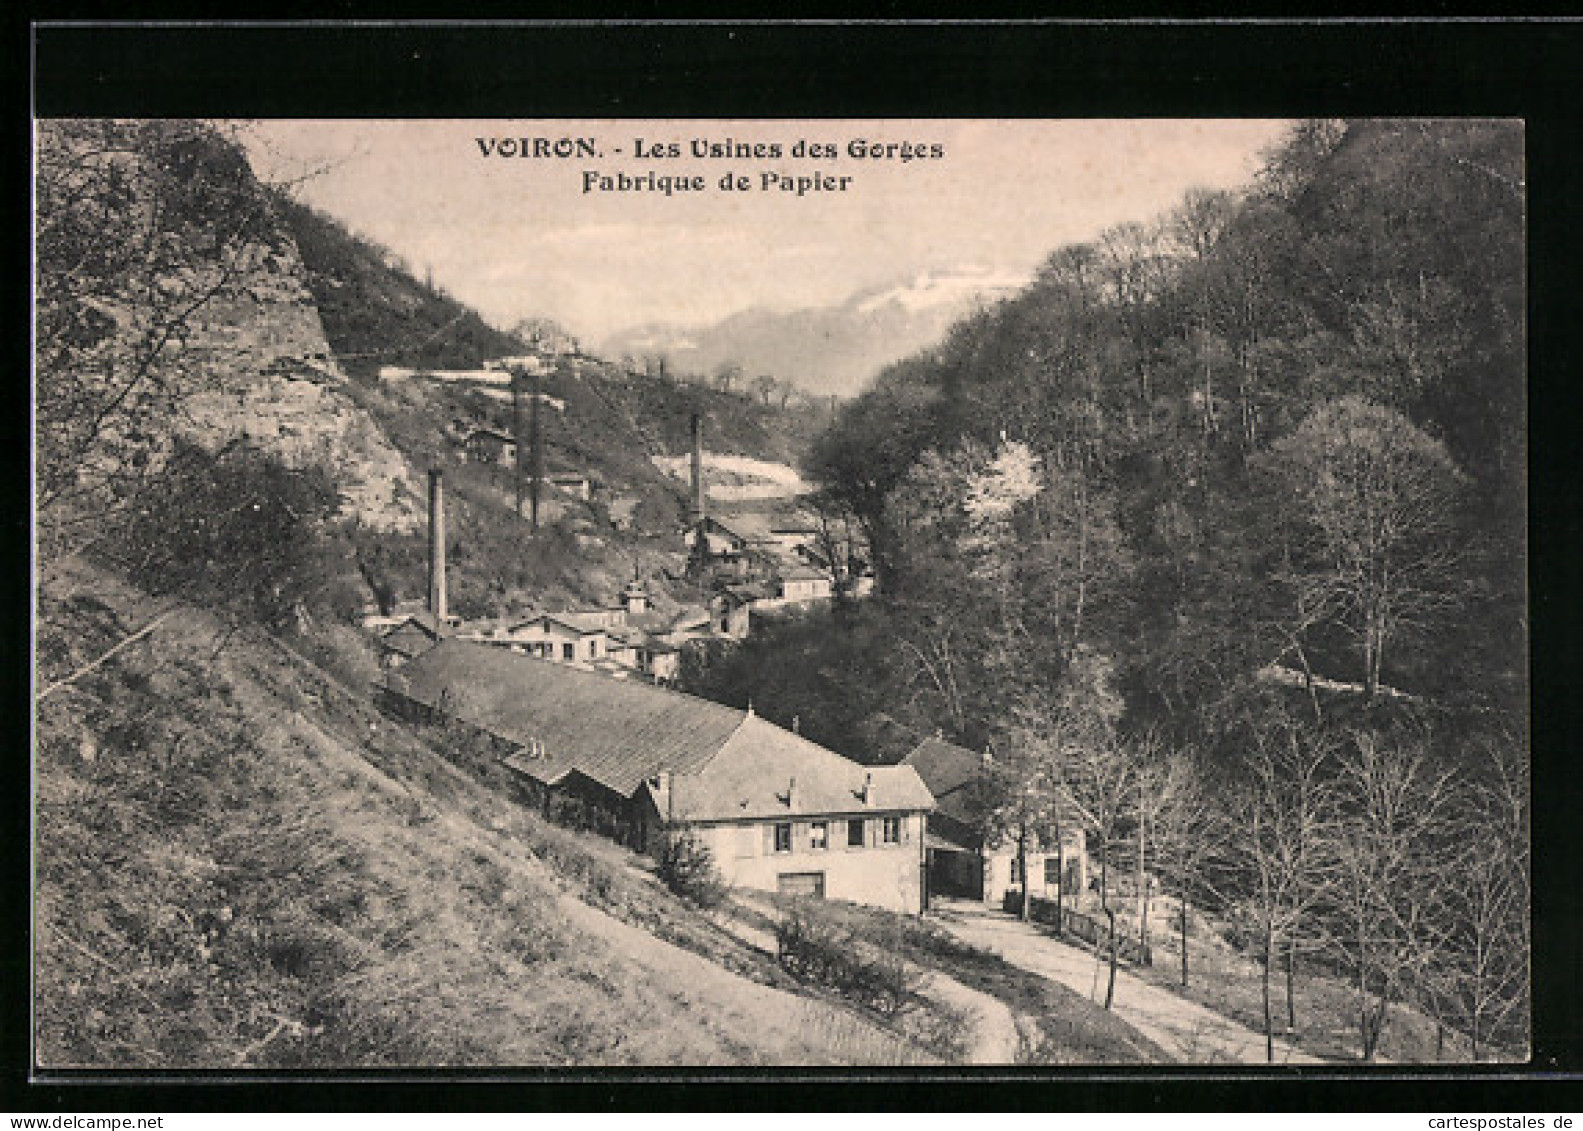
[244,119,1290,346]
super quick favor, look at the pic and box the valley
[33,116,1530,1071]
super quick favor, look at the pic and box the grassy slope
[34,560,933,1068]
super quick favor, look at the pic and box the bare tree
[1147,746,1220,989]
[1328,729,1459,1061]
[982,737,1055,925]
[1264,397,1464,701]
[1058,663,1132,1012]
[1224,721,1339,1061]
[1096,218,1174,413]
[1440,736,1529,1060]
[1000,650,1120,930]
[1162,188,1239,441]
[1128,735,1168,961]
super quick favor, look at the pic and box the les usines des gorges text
[474,134,947,197]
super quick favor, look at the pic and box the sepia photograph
[32,111,1529,1073]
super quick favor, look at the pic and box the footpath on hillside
[931,901,1323,1065]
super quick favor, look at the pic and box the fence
[1002,891,1153,966]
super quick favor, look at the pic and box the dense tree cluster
[685,120,1527,1059]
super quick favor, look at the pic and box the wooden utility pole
[687,412,709,581]
[510,362,546,532]
[529,365,544,531]
[511,368,525,521]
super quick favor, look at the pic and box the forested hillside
[683,120,1528,1059]
[279,198,526,380]
[281,194,830,467]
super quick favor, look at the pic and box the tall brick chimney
[689,412,706,526]
[427,468,447,622]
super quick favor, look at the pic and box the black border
[18,16,1583,1114]
[25,20,1583,120]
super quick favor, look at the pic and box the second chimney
[689,412,706,526]
[428,467,447,622]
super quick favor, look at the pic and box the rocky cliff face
[178,235,424,534]
[36,120,424,540]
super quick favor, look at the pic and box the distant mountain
[599,266,1032,398]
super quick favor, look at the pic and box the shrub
[655,829,728,909]
[101,439,342,631]
[774,903,913,1016]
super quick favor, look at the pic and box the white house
[637,724,935,913]
[385,639,935,913]
[454,582,698,683]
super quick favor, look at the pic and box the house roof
[466,428,515,444]
[778,564,831,583]
[455,615,529,637]
[379,614,446,660]
[926,829,976,853]
[649,715,934,824]
[622,608,690,635]
[670,605,711,630]
[902,736,993,830]
[388,638,746,796]
[719,582,776,604]
[902,734,1086,831]
[703,514,779,545]
[387,639,928,819]
[538,612,608,636]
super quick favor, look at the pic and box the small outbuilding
[903,734,1088,906]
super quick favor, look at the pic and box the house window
[809,821,828,851]
[773,822,792,853]
[1044,858,1061,887]
[587,639,597,659]
[848,819,865,848]
[562,642,574,661]
[882,816,901,845]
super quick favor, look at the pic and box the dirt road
[933,903,1322,1065]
